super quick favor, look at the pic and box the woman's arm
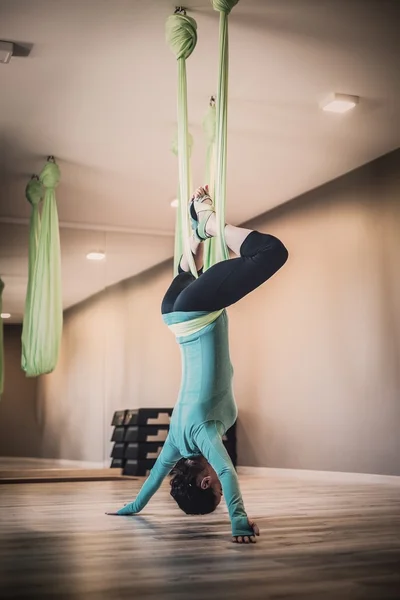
[193,421,255,538]
[111,437,181,515]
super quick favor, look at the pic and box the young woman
[107,186,288,543]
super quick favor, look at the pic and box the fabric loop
[40,161,61,189]
[25,179,44,207]
[166,10,198,277]
[166,14,198,60]
[212,0,239,14]
[167,309,223,338]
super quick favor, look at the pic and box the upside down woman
[107,186,288,543]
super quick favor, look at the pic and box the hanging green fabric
[171,129,194,276]
[23,176,43,319]
[166,12,198,278]
[21,159,63,377]
[0,278,4,396]
[202,100,218,271]
[211,0,239,264]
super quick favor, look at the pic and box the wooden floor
[1,471,400,600]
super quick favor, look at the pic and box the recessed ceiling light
[86,252,106,261]
[170,199,179,208]
[1,313,11,319]
[321,93,359,113]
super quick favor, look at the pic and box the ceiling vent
[0,41,14,64]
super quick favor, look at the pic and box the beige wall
[231,149,400,475]
[0,325,41,457]
[9,149,400,475]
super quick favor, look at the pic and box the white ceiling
[1,0,399,321]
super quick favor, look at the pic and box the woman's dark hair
[170,458,217,515]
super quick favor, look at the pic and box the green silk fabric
[166,14,198,278]
[21,161,63,377]
[202,103,218,271]
[171,130,194,276]
[0,278,4,396]
[167,2,238,274]
[212,3,237,265]
[212,0,239,15]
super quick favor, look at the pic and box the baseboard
[237,466,400,485]
[48,459,107,469]
[0,457,107,469]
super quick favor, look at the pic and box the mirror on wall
[0,224,109,478]
[0,221,176,479]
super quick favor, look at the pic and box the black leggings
[161,231,288,314]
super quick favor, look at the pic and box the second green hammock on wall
[21,158,63,378]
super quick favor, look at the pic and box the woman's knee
[260,234,289,268]
[273,237,289,268]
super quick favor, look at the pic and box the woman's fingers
[248,519,260,536]
[231,535,257,544]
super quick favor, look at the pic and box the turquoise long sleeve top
[117,310,253,537]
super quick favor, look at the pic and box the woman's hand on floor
[232,519,260,544]
[106,503,135,516]
[105,512,133,516]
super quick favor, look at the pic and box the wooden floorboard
[0,472,399,599]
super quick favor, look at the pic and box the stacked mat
[110,408,237,476]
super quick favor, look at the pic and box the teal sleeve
[117,437,181,515]
[193,421,253,537]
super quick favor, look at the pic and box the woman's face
[196,462,223,506]
[212,480,223,507]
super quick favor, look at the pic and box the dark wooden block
[222,422,236,443]
[123,459,157,477]
[110,458,125,469]
[124,425,169,443]
[111,426,125,442]
[124,408,173,427]
[223,440,237,467]
[124,442,165,460]
[111,410,127,426]
[110,443,126,459]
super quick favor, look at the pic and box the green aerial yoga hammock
[0,278,4,396]
[171,129,194,276]
[167,1,238,274]
[166,11,199,278]
[211,0,239,265]
[21,159,63,377]
[202,99,218,271]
